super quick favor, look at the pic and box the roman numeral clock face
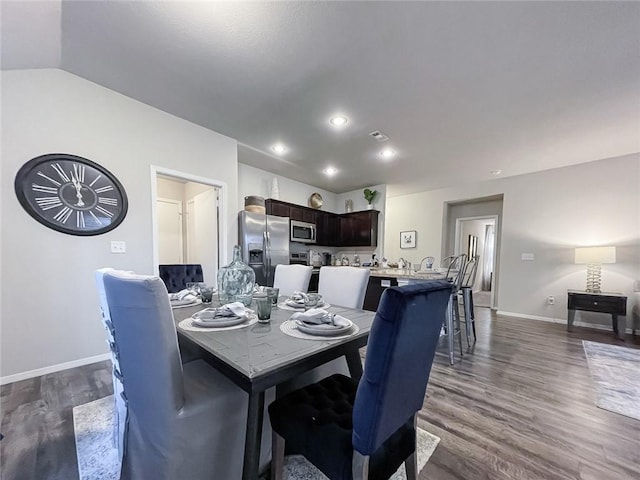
[15,154,128,236]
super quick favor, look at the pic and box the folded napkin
[285,291,309,307]
[290,309,351,329]
[193,302,254,322]
[169,289,198,303]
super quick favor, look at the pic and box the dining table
[172,297,376,480]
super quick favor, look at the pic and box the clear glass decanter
[217,245,255,306]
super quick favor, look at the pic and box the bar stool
[441,254,466,364]
[459,256,479,346]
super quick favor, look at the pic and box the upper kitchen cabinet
[316,211,338,246]
[266,199,378,248]
[265,199,290,217]
[289,205,317,223]
[266,199,316,223]
[339,210,379,247]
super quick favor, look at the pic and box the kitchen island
[364,268,444,311]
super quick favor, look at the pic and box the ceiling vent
[369,130,389,142]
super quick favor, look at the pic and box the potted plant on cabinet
[363,188,378,210]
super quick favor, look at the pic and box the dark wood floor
[1,309,638,479]
[422,309,640,480]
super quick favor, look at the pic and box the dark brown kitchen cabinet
[265,199,378,248]
[265,199,290,218]
[289,206,316,224]
[316,211,338,246]
[339,210,379,247]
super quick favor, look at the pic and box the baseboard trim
[0,353,111,386]
[496,311,635,334]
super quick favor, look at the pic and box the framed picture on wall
[400,230,416,249]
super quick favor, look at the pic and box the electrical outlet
[547,295,555,305]
[110,241,126,254]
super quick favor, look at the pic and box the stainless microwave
[290,220,316,244]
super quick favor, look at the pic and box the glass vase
[217,245,255,306]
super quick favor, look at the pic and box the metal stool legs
[445,295,464,365]
[461,287,476,345]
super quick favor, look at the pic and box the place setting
[177,301,258,332]
[280,306,358,341]
[169,282,215,309]
[277,291,331,311]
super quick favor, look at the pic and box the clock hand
[71,177,85,207]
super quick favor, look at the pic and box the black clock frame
[14,153,129,236]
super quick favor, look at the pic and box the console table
[567,290,627,339]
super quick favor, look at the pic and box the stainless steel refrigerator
[238,211,290,286]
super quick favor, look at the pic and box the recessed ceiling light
[271,143,287,155]
[491,169,502,175]
[380,148,396,159]
[329,115,348,127]
[323,167,338,176]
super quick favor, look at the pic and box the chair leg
[470,290,476,339]
[404,412,418,480]
[271,431,285,480]
[462,288,475,344]
[404,451,418,480]
[352,450,370,480]
[453,295,464,356]
[446,297,455,365]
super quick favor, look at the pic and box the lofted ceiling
[2,1,639,196]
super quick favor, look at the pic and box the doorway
[454,216,498,308]
[443,194,503,309]
[151,166,227,288]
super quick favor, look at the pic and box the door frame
[150,165,228,276]
[454,214,499,308]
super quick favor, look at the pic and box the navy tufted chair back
[352,280,451,455]
[158,264,204,293]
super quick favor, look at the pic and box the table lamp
[574,246,616,293]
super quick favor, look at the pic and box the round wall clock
[14,153,128,236]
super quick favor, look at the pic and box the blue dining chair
[158,264,203,293]
[268,280,452,480]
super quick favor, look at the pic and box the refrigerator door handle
[266,231,272,277]
[263,231,268,277]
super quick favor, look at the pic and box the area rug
[582,341,640,421]
[74,395,440,480]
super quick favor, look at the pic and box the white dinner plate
[278,301,331,311]
[191,315,246,328]
[295,319,353,336]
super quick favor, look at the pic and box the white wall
[1,69,238,381]
[238,163,338,213]
[385,154,640,323]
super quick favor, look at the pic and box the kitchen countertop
[368,268,444,280]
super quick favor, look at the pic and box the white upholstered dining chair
[95,268,272,479]
[273,264,313,296]
[318,266,370,309]
[279,266,372,395]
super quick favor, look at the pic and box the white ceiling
[2,1,639,196]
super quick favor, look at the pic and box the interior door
[187,189,218,286]
[157,198,183,263]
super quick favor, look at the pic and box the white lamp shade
[574,246,616,264]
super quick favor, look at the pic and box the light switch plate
[111,241,126,254]
[521,253,534,261]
